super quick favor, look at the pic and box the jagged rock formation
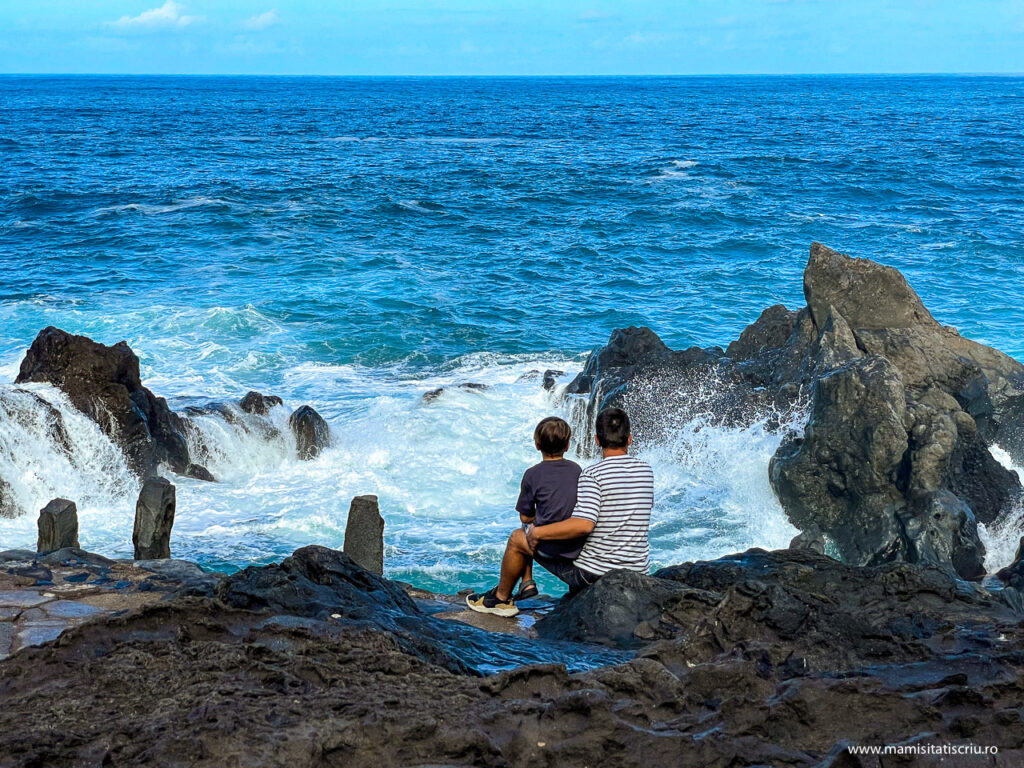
[566,244,1024,577]
[14,327,213,481]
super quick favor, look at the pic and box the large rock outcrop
[14,327,212,481]
[566,244,1024,577]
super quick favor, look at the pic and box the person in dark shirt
[467,416,582,616]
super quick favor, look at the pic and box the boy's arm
[515,471,536,524]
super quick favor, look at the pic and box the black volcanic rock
[565,243,1024,576]
[14,327,211,480]
[288,405,330,459]
[239,390,283,416]
[4,544,1024,767]
[534,569,720,648]
[804,242,1024,460]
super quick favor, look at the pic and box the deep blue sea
[1,75,1023,593]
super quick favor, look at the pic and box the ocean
[1,74,1023,594]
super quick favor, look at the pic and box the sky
[0,0,1022,76]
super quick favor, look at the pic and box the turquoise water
[1,75,1023,593]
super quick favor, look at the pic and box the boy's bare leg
[523,557,534,587]
[496,528,533,601]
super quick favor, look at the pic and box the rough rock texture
[133,477,176,560]
[289,405,330,460]
[534,569,720,648]
[239,390,283,416]
[566,244,1024,576]
[36,498,79,553]
[14,327,212,481]
[3,545,1024,767]
[343,495,385,575]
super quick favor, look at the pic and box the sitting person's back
[570,450,654,575]
[517,417,584,559]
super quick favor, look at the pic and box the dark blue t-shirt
[516,458,586,559]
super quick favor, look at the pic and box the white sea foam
[0,351,800,590]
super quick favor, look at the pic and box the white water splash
[0,353,802,592]
[980,444,1024,571]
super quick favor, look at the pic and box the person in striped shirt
[466,407,654,616]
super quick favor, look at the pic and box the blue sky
[0,0,1022,75]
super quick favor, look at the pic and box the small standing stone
[36,498,79,553]
[343,495,385,575]
[133,477,175,560]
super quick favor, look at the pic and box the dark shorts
[533,550,601,593]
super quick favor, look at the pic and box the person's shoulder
[562,458,582,474]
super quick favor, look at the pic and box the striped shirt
[571,454,655,576]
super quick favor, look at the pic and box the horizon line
[2,71,1024,78]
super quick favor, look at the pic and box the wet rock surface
[239,390,284,416]
[13,327,213,482]
[289,404,330,459]
[2,545,1024,767]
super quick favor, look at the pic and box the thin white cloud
[242,10,279,31]
[108,2,199,30]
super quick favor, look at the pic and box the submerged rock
[288,405,330,459]
[36,498,79,553]
[343,495,385,575]
[14,327,212,481]
[133,477,176,560]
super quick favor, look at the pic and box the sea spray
[981,445,1024,572]
[0,353,805,592]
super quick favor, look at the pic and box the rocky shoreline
[3,243,1024,766]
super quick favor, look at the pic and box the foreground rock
[566,244,1024,576]
[3,544,1023,767]
[14,327,213,481]
[36,498,79,553]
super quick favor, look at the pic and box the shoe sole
[465,596,519,617]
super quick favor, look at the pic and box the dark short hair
[534,417,571,455]
[595,407,631,449]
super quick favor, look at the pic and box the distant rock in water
[289,405,330,460]
[422,382,490,403]
[542,369,564,391]
[36,498,79,552]
[14,327,213,482]
[565,243,1024,577]
[239,390,283,416]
